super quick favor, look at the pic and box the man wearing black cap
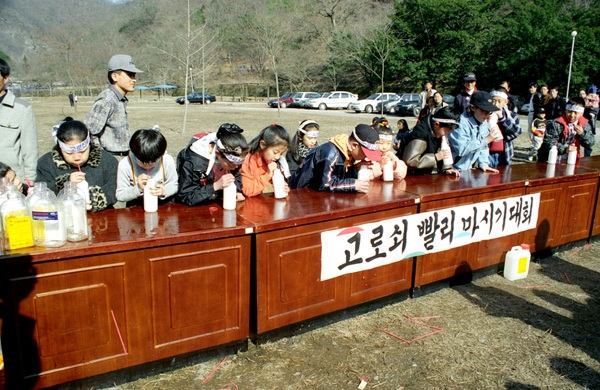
[454,72,477,113]
[84,54,144,157]
[448,91,502,172]
[289,124,382,192]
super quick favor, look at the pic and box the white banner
[320,193,540,281]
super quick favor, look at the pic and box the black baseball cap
[470,91,500,112]
[353,124,382,162]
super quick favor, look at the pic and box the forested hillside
[1,0,599,97]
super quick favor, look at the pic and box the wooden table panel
[244,182,419,334]
[148,238,250,353]
[409,177,525,287]
[556,179,597,244]
[573,156,600,237]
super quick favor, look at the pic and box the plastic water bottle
[567,149,577,165]
[503,244,531,281]
[357,165,370,181]
[547,144,558,164]
[440,135,454,168]
[1,185,34,250]
[488,113,503,142]
[382,161,394,181]
[223,182,237,210]
[31,188,66,247]
[144,178,158,212]
[272,169,287,199]
[59,182,88,242]
[77,180,90,204]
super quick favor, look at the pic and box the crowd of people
[1,56,599,213]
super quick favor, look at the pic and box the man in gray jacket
[0,58,38,181]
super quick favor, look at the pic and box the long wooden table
[2,158,600,388]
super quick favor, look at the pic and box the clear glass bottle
[31,188,67,247]
[1,185,34,250]
[0,177,10,206]
[26,181,48,209]
[58,182,88,242]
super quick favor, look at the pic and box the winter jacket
[448,112,491,171]
[488,106,523,166]
[176,133,242,206]
[289,134,359,192]
[0,89,38,180]
[36,143,118,212]
[538,115,595,163]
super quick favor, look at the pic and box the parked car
[512,95,525,113]
[393,93,421,116]
[375,94,403,114]
[289,92,319,108]
[298,93,322,108]
[519,102,533,115]
[307,91,358,110]
[267,93,294,108]
[349,93,397,113]
[175,92,216,105]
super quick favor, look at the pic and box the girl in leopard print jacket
[36,120,118,212]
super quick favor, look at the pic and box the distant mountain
[0,0,121,62]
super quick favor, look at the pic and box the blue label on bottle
[32,211,59,221]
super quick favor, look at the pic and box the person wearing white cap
[487,87,522,167]
[84,54,144,157]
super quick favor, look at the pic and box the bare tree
[333,22,394,114]
[240,10,293,114]
[150,0,219,133]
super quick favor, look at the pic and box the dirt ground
[25,96,600,389]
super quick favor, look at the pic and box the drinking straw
[111,310,128,354]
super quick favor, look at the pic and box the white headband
[298,120,319,137]
[58,134,90,153]
[490,91,508,100]
[216,139,246,165]
[353,128,379,151]
[566,104,585,113]
[434,118,460,125]
[378,134,393,141]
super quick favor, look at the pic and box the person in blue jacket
[448,91,502,173]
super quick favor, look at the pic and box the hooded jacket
[176,132,242,206]
[398,116,444,174]
[289,134,359,192]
